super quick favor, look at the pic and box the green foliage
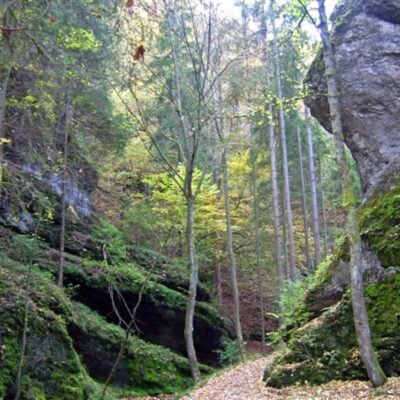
[57,28,100,52]
[91,219,128,261]
[279,278,312,327]
[215,338,242,366]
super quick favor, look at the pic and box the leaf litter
[123,355,400,400]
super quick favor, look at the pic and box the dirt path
[181,356,271,400]
[130,355,400,400]
[181,356,400,400]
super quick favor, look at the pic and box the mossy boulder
[265,272,400,387]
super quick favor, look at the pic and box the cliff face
[265,0,400,387]
[305,0,400,194]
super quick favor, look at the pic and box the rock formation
[264,0,400,387]
[305,0,400,195]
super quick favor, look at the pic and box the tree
[315,0,386,387]
[271,0,296,280]
[305,106,321,266]
[296,125,312,272]
[250,133,266,352]
[113,0,224,379]
[57,90,73,288]
[259,1,284,300]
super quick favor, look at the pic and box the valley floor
[128,356,400,400]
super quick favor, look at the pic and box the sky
[217,0,339,28]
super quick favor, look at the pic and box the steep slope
[0,216,224,398]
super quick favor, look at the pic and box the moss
[359,181,400,267]
[91,218,129,261]
[365,273,400,374]
[0,265,93,400]
[0,258,201,399]
[265,273,400,387]
[70,303,197,395]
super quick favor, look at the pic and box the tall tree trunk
[305,106,321,266]
[260,5,284,302]
[317,157,329,257]
[269,121,284,289]
[167,7,201,378]
[271,2,296,280]
[251,139,266,353]
[58,95,72,288]
[296,125,313,273]
[0,67,11,190]
[184,194,201,380]
[317,0,386,386]
[281,193,289,280]
[221,150,244,358]
[14,258,33,400]
[349,209,386,386]
[215,263,223,307]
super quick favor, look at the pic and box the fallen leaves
[123,355,400,400]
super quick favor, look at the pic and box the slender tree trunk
[14,259,33,400]
[317,0,386,386]
[271,2,296,280]
[296,125,313,273]
[281,194,289,279]
[317,157,329,257]
[0,67,11,190]
[221,150,244,358]
[269,121,284,288]
[305,106,321,267]
[184,194,201,380]
[58,95,72,288]
[349,209,386,386]
[251,143,266,353]
[167,7,201,378]
[260,3,284,308]
[215,263,223,307]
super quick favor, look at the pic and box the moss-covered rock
[303,236,350,319]
[68,303,202,395]
[0,259,209,399]
[359,180,400,268]
[264,272,400,387]
[0,262,92,400]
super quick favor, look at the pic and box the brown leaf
[133,45,145,61]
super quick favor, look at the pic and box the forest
[0,0,399,399]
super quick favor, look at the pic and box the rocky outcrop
[265,0,400,387]
[0,216,225,398]
[305,0,400,194]
[0,262,200,399]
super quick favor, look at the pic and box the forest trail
[131,355,400,400]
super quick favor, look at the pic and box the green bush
[215,338,241,365]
